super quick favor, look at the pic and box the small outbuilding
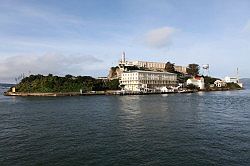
[214,80,226,88]
[224,76,238,83]
[12,87,16,93]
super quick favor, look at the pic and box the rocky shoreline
[3,90,194,97]
[3,91,121,97]
[3,88,243,97]
[4,92,83,97]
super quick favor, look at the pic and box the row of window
[123,74,175,77]
[121,77,176,81]
[137,62,165,68]
[121,80,176,84]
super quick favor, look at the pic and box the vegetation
[111,66,119,70]
[226,83,241,89]
[164,62,175,73]
[203,76,221,89]
[125,65,140,71]
[124,65,152,71]
[12,74,120,93]
[203,76,220,84]
[177,74,191,83]
[186,84,199,90]
[187,64,200,76]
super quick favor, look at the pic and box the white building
[120,70,177,92]
[214,80,226,88]
[118,53,187,74]
[186,76,205,89]
[224,76,238,83]
[122,61,187,74]
[133,61,166,69]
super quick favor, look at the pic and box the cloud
[0,2,84,25]
[0,2,87,40]
[143,27,177,49]
[0,53,103,83]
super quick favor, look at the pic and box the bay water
[0,84,249,165]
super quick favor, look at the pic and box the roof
[188,76,204,80]
[133,60,166,64]
[225,76,237,79]
[194,76,202,80]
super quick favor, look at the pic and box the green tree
[186,84,199,90]
[125,65,140,71]
[65,74,73,79]
[106,79,120,90]
[11,74,122,93]
[203,76,220,88]
[165,62,175,73]
[187,64,200,76]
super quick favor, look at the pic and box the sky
[0,0,250,83]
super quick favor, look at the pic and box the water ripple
[0,89,250,165]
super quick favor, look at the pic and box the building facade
[224,76,238,83]
[119,60,187,74]
[120,70,177,92]
[118,53,187,74]
[186,76,205,89]
[133,61,166,69]
[224,76,243,88]
[174,65,187,74]
[214,80,226,87]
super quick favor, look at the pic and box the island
[4,53,243,96]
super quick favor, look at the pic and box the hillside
[8,74,120,93]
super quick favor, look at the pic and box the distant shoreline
[4,91,109,97]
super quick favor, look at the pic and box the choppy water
[0,86,250,165]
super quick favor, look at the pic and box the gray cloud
[144,27,177,49]
[0,53,103,83]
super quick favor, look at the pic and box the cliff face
[108,66,122,79]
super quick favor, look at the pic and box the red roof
[194,76,201,80]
